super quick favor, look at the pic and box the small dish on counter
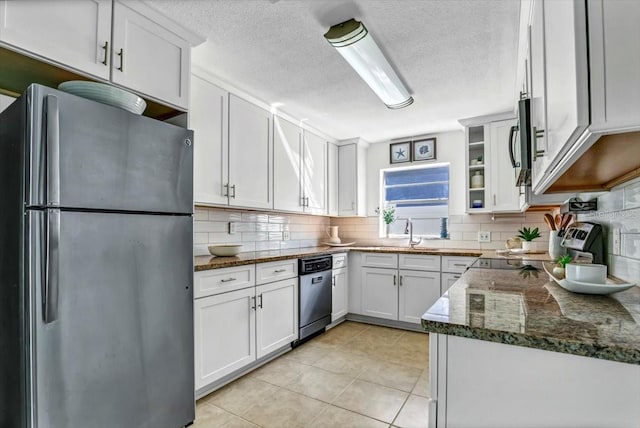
[208,244,242,257]
[323,241,356,247]
[543,262,635,295]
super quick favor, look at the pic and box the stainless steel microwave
[509,98,532,186]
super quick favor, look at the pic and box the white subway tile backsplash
[208,232,237,244]
[194,209,209,221]
[624,180,640,210]
[242,232,269,242]
[622,234,640,259]
[242,213,269,223]
[255,241,280,251]
[193,233,208,244]
[208,210,243,222]
[268,215,289,224]
[256,223,281,232]
[234,222,256,233]
[194,221,228,233]
[268,232,283,241]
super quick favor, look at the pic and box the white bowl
[208,244,243,257]
[565,263,607,284]
[58,81,146,115]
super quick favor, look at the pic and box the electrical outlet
[612,228,621,255]
[283,231,290,241]
[478,231,491,243]
[478,259,490,268]
[229,222,236,234]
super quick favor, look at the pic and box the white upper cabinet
[540,0,589,162]
[228,94,272,209]
[529,0,548,188]
[489,119,525,212]
[190,75,229,206]
[337,142,367,216]
[273,116,303,212]
[327,143,339,216]
[273,117,327,214]
[0,0,196,109]
[588,0,640,130]
[0,0,112,79]
[111,1,190,108]
[302,130,327,215]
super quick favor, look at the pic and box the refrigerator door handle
[43,209,60,323]
[46,95,61,207]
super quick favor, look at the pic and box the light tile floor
[195,322,430,428]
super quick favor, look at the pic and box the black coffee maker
[560,222,605,265]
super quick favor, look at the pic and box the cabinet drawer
[399,254,440,271]
[441,256,477,273]
[361,252,398,269]
[332,252,348,269]
[256,259,297,285]
[195,265,255,299]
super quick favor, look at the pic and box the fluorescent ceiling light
[324,19,413,109]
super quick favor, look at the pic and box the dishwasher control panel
[299,256,333,275]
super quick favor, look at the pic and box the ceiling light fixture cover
[324,19,413,109]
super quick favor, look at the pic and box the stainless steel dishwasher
[297,255,333,342]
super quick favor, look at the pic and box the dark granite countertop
[195,246,488,271]
[421,264,640,365]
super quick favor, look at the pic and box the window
[380,163,449,238]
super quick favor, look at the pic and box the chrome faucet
[405,218,422,248]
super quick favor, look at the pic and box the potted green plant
[553,254,572,278]
[381,205,396,237]
[517,226,542,251]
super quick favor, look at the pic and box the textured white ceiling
[148,0,520,142]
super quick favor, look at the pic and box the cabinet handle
[116,48,124,72]
[532,126,546,160]
[250,296,256,310]
[220,277,236,283]
[332,276,336,287]
[258,294,263,309]
[493,194,496,206]
[274,269,286,273]
[454,263,467,267]
[399,275,403,286]
[453,275,461,279]
[223,183,229,197]
[101,41,109,66]
[393,275,397,286]
[230,184,236,199]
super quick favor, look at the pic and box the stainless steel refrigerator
[0,84,195,428]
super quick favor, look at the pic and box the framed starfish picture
[390,142,411,164]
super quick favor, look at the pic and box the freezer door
[27,84,193,213]
[29,210,194,428]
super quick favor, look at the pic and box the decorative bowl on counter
[543,262,635,295]
[58,81,147,114]
[208,244,243,257]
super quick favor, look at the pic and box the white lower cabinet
[362,267,398,321]
[359,254,443,325]
[255,278,298,359]
[398,270,441,324]
[441,272,462,294]
[194,263,298,393]
[194,287,256,391]
[331,267,348,322]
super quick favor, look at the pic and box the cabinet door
[256,278,297,359]
[529,0,548,190]
[111,1,190,108]
[399,254,440,272]
[303,130,327,214]
[327,143,339,216]
[489,119,522,212]
[589,0,640,129]
[399,270,441,324]
[190,75,229,205]
[338,144,357,216]
[0,0,112,79]
[332,267,348,322]
[361,267,398,321]
[348,252,363,314]
[273,116,302,212]
[441,272,462,294]
[228,95,272,209]
[194,288,256,390]
[542,0,589,162]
